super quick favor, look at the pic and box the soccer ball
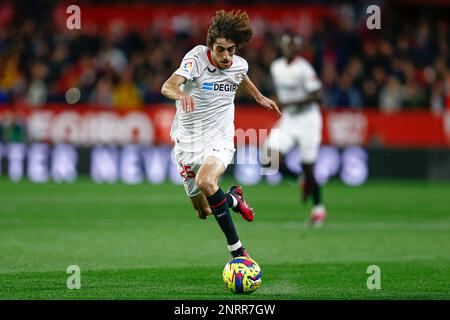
[222,256,262,294]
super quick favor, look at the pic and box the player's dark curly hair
[207,10,252,49]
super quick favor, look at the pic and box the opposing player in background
[265,33,327,227]
[161,10,281,258]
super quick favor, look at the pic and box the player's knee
[195,176,216,195]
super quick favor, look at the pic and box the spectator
[401,60,427,109]
[379,76,403,113]
[361,79,379,108]
[142,73,167,104]
[112,68,142,110]
[333,72,362,108]
[402,80,427,109]
[0,51,24,104]
[90,76,114,107]
[411,21,435,68]
[25,61,48,107]
[1,111,27,143]
[95,39,128,75]
[0,1,448,112]
[430,78,445,114]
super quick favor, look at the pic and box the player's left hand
[257,95,282,117]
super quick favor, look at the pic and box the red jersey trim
[207,50,217,67]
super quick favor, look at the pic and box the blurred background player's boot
[309,204,326,227]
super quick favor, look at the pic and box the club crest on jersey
[201,82,238,92]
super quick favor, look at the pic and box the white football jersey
[171,45,248,152]
[270,56,322,113]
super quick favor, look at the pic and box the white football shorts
[174,143,235,197]
[265,107,322,163]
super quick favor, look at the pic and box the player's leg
[300,159,326,227]
[174,144,248,223]
[264,148,298,180]
[189,193,212,219]
[299,110,326,226]
[279,153,299,180]
[188,181,251,221]
[195,156,248,257]
[263,121,297,179]
[300,161,322,206]
[174,146,212,219]
[202,145,255,222]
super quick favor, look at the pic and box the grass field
[0,178,449,299]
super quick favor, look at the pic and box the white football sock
[229,193,238,208]
[312,204,326,215]
[228,240,242,252]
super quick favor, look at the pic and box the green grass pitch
[0,178,449,299]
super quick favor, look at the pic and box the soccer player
[265,33,327,227]
[161,10,281,258]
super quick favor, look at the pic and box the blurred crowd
[0,1,449,113]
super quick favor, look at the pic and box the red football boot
[309,205,327,227]
[227,185,255,222]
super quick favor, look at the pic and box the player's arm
[240,75,281,116]
[161,74,195,113]
[283,88,324,108]
[284,62,324,108]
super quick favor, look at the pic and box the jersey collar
[207,49,216,67]
[286,55,301,65]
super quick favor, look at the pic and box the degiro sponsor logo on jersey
[202,82,239,92]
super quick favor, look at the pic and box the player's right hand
[179,94,195,113]
[257,95,282,117]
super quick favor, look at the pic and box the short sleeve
[302,63,322,93]
[174,56,200,81]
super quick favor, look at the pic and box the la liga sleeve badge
[182,59,194,74]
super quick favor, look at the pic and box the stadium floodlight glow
[314,146,341,185]
[7,143,26,182]
[284,147,303,175]
[340,147,369,186]
[120,145,144,185]
[234,145,262,186]
[27,143,50,183]
[142,146,172,184]
[91,146,119,184]
[51,143,78,183]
